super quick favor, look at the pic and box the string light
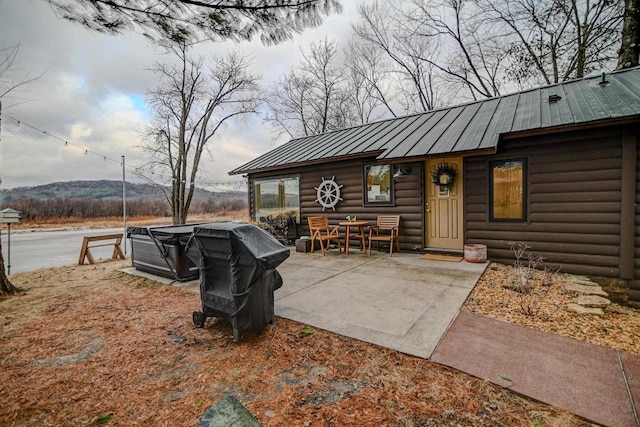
[4,114,247,192]
[5,115,120,164]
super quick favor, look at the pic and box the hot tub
[127,224,200,281]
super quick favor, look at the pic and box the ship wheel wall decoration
[314,176,343,211]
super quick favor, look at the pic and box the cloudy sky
[0,1,364,190]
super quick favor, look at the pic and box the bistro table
[339,220,369,255]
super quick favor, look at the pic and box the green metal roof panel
[375,113,437,158]
[230,67,640,175]
[380,111,444,159]
[410,106,467,156]
[511,89,541,132]
[363,116,421,152]
[478,94,519,149]
[454,98,501,151]
[540,85,574,127]
[389,109,450,158]
[599,75,640,116]
[333,120,394,156]
[299,127,355,161]
[431,102,483,153]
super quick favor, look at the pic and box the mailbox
[0,208,21,224]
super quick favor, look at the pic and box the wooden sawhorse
[78,233,125,265]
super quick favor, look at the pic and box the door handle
[425,202,430,213]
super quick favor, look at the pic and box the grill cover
[185,223,290,341]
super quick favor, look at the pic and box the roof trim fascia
[229,151,384,175]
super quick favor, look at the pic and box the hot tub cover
[127,224,202,280]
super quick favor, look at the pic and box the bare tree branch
[141,42,261,224]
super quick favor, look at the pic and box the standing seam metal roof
[230,67,640,175]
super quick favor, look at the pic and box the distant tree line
[1,196,247,221]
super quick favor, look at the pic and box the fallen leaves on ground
[463,262,640,354]
[0,260,587,426]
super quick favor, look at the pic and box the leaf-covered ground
[463,262,640,354]
[0,260,590,426]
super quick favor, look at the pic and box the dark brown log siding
[249,158,424,252]
[633,131,640,307]
[465,128,625,278]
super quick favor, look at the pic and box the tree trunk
[0,100,18,295]
[0,239,18,295]
[618,0,640,69]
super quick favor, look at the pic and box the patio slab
[275,250,488,358]
[121,250,487,359]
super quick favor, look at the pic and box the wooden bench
[78,233,125,265]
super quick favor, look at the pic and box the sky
[0,0,364,191]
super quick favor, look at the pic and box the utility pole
[122,155,127,256]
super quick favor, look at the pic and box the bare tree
[0,45,43,295]
[46,0,342,44]
[480,0,624,86]
[343,42,394,124]
[140,42,260,224]
[618,0,640,69]
[264,38,353,140]
[344,41,398,120]
[0,101,18,296]
[352,1,442,111]
[399,0,506,100]
[353,0,623,104]
[0,45,44,105]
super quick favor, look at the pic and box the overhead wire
[2,114,246,192]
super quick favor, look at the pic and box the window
[364,164,393,205]
[253,176,300,222]
[491,159,526,221]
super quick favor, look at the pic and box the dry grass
[13,210,249,230]
[0,260,587,426]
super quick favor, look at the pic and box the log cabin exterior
[230,68,640,306]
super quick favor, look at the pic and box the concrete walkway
[432,311,640,427]
[275,250,487,358]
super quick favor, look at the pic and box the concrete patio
[274,249,488,358]
[128,248,488,358]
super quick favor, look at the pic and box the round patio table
[339,220,369,255]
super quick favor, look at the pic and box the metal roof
[230,67,640,175]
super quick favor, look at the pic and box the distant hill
[0,180,246,203]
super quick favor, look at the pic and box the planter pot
[296,237,312,253]
[464,244,487,263]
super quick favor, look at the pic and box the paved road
[0,227,129,275]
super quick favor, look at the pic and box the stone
[502,270,531,293]
[576,295,611,308]
[567,303,604,316]
[564,274,593,283]
[563,282,608,297]
[197,395,262,427]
